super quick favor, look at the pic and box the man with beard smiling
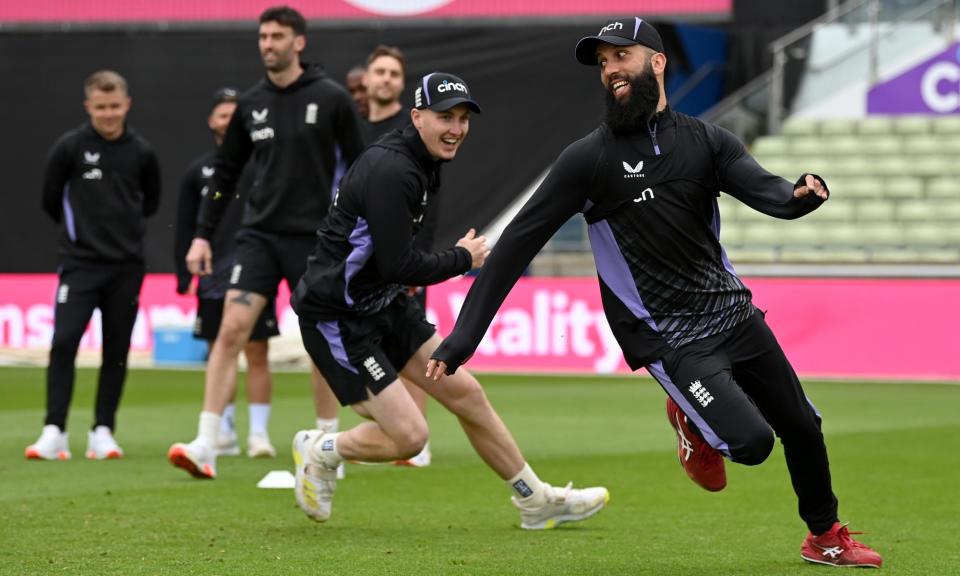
[287,72,609,528]
[426,17,883,568]
[169,6,365,479]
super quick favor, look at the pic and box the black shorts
[229,228,316,298]
[194,298,280,342]
[300,294,435,406]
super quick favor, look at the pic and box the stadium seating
[720,114,960,264]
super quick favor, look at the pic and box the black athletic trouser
[45,265,144,432]
[646,309,839,534]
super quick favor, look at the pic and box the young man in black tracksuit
[169,6,365,479]
[174,87,280,459]
[359,44,435,467]
[427,18,883,567]
[287,72,609,529]
[27,70,160,462]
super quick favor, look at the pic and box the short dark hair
[259,5,307,36]
[366,45,406,75]
[84,70,128,97]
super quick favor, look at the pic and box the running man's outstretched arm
[429,137,598,376]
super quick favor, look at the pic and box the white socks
[506,463,546,503]
[310,431,343,469]
[198,412,221,448]
[249,403,271,436]
[316,417,339,433]
[220,403,236,434]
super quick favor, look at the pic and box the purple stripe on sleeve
[343,217,373,306]
[62,183,76,242]
[647,360,731,457]
[587,220,659,332]
[711,198,738,276]
[316,320,359,374]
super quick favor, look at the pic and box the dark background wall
[0,20,734,273]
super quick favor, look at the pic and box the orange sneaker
[168,441,216,479]
[801,522,883,568]
[666,396,726,491]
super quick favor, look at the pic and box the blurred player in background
[28,70,160,461]
[169,5,365,479]
[363,45,409,141]
[289,72,608,529]
[428,18,882,568]
[345,65,369,119]
[174,87,280,458]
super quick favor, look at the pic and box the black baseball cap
[210,87,238,113]
[414,72,482,113]
[575,17,665,66]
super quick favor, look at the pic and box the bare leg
[243,340,271,404]
[202,290,266,414]
[334,382,428,461]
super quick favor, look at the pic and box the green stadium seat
[740,223,784,245]
[790,137,825,156]
[858,136,901,156]
[780,246,869,263]
[925,177,960,198]
[932,115,960,135]
[872,155,912,176]
[754,157,796,176]
[893,115,931,135]
[855,200,895,221]
[899,200,960,221]
[903,223,952,246]
[917,248,960,263]
[718,223,742,245]
[882,177,924,199]
[816,224,862,245]
[807,200,855,221]
[723,246,779,263]
[858,116,895,136]
[829,176,882,199]
[781,118,818,136]
[908,156,952,177]
[751,136,789,156]
[858,223,905,245]
[818,118,856,136]
[901,135,941,155]
[870,248,923,263]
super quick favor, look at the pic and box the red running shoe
[801,522,883,568]
[666,396,726,491]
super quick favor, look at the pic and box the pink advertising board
[0,274,956,381]
[1,1,730,23]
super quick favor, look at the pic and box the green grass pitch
[1,366,958,575]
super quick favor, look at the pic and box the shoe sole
[85,450,123,460]
[801,553,881,568]
[520,491,611,530]
[168,446,215,479]
[25,449,70,461]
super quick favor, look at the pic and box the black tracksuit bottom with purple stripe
[646,308,838,534]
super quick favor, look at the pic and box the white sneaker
[25,425,71,460]
[247,432,276,458]
[214,429,241,457]
[168,440,216,479]
[85,426,123,459]
[292,430,337,522]
[512,482,610,530]
[395,442,432,468]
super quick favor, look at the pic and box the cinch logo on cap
[437,80,467,93]
[600,21,624,34]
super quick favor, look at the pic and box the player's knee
[216,319,251,351]
[733,427,775,466]
[394,421,429,459]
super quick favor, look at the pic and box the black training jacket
[195,64,365,239]
[291,125,472,320]
[174,150,254,298]
[41,122,161,267]
[433,107,826,373]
